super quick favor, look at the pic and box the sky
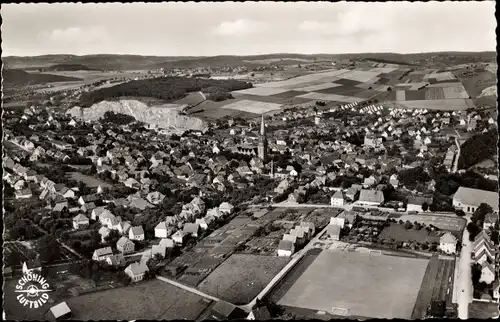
[2,2,496,57]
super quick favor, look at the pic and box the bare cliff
[66,100,207,132]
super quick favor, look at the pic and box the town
[2,2,499,321]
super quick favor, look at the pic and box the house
[113,220,132,235]
[474,248,494,266]
[159,238,175,248]
[274,179,290,194]
[211,300,247,320]
[479,262,496,284]
[483,212,498,230]
[357,189,384,206]
[389,174,399,188]
[195,218,210,230]
[407,196,433,212]
[92,247,113,261]
[15,189,33,199]
[155,221,171,238]
[72,214,90,230]
[98,226,111,243]
[330,217,346,228]
[124,262,149,282]
[146,191,165,205]
[246,306,272,320]
[439,232,457,255]
[172,230,185,245]
[330,190,344,207]
[452,187,499,214]
[79,194,99,206]
[327,224,341,241]
[300,221,315,236]
[277,240,295,257]
[207,207,224,218]
[22,259,42,275]
[45,302,72,321]
[282,233,297,244]
[123,178,141,189]
[346,185,361,201]
[106,253,126,267]
[129,226,145,241]
[151,244,167,258]
[493,280,500,301]
[219,202,234,215]
[183,223,200,238]
[116,237,135,254]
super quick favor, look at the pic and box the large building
[257,114,268,161]
[452,187,499,214]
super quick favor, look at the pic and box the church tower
[258,114,268,161]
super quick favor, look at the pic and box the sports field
[278,250,429,319]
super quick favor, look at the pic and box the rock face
[66,100,207,132]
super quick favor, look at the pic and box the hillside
[66,100,207,132]
[79,76,253,107]
[4,52,496,71]
[44,64,95,71]
[3,69,83,87]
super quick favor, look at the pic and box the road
[455,217,473,319]
[453,136,461,173]
[240,224,330,312]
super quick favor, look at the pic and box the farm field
[67,172,112,189]
[65,280,212,320]
[197,253,289,305]
[397,99,473,110]
[390,214,466,232]
[378,223,442,244]
[277,250,429,319]
[255,69,349,89]
[297,92,359,103]
[221,99,283,114]
[233,87,290,96]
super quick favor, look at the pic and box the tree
[455,209,466,217]
[422,202,429,212]
[404,220,413,230]
[466,222,481,241]
[36,236,62,264]
[472,203,493,225]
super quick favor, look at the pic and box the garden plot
[297,92,359,103]
[278,250,429,319]
[198,254,289,304]
[233,87,290,96]
[399,99,473,111]
[424,88,446,100]
[221,99,282,114]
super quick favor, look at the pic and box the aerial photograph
[2,1,498,320]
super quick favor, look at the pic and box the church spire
[260,114,266,136]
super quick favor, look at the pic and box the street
[455,217,473,319]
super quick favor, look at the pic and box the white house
[116,237,135,254]
[172,230,185,245]
[330,191,344,207]
[329,217,346,228]
[218,202,234,215]
[327,224,341,241]
[439,232,457,255]
[124,262,149,282]
[129,226,145,241]
[479,262,496,284]
[277,240,295,257]
[92,247,113,261]
[407,196,433,213]
[72,214,90,230]
[155,221,171,238]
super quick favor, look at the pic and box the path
[156,275,221,302]
[453,136,461,173]
[455,217,473,319]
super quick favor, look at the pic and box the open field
[233,87,290,96]
[65,280,212,320]
[397,99,473,110]
[221,99,283,114]
[293,82,343,92]
[198,254,289,304]
[255,69,349,89]
[67,172,112,189]
[297,92,359,103]
[277,250,429,319]
[339,70,381,82]
[389,214,466,232]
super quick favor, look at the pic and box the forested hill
[79,76,253,107]
[3,69,83,87]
